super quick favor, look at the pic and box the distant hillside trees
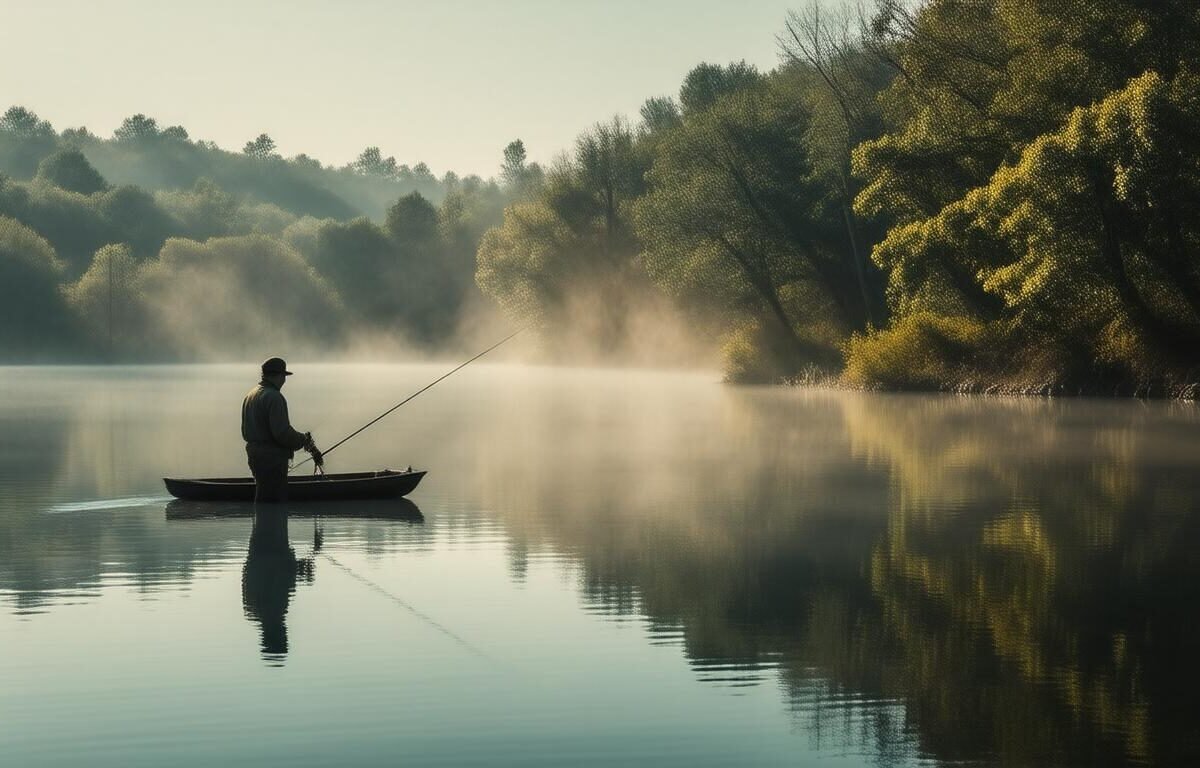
[64,236,344,359]
[113,114,160,143]
[243,133,278,159]
[0,107,451,221]
[0,106,57,177]
[0,106,511,362]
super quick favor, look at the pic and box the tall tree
[0,216,74,357]
[0,106,54,138]
[113,114,160,142]
[846,0,1200,388]
[353,146,399,177]
[0,106,59,177]
[679,61,763,116]
[500,140,528,186]
[971,71,1200,370]
[243,133,278,159]
[635,80,860,373]
[63,244,143,358]
[36,149,110,195]
[781,1,895,325]
[499,139,543,198]
[570,117,643,259]
[161,125,189,141]
[477,118,653,356]
[638,97,682,136]
[385,191,439,246]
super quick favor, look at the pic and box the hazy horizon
[1,0,798,177]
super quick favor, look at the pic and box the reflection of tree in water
[481,391,1200,766]
[478,388,912,756]
[241,510,316,664]
[838,396,1200,766]
[0,406,71,614]
[0,372,260,615]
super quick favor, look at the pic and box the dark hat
[261,357,293,376]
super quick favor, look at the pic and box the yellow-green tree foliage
[977,71,1200,372]
[477,201,578,329]
[62,243,144,355]
[848,0,1200,389]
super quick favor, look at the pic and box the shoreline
[782,377,1200,401]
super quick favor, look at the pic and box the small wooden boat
[162,469,425,502]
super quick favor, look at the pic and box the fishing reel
[303,432,326,475]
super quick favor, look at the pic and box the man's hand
[303,432,325,468]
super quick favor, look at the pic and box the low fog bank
[0,213,718,368]
[0,108,720,372]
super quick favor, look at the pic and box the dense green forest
[477,0,1200,393]
[2,0,1198,393]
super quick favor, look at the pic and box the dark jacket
[242,380,308,460]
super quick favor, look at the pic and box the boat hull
[162,469,425,502]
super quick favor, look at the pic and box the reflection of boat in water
[165,496,424,523]
[162,469,425,502]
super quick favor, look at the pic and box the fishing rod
[291,327,525,472]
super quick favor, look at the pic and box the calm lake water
[2,364,1199,767]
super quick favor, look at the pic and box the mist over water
[2,364,1199,767]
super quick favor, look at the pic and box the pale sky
[1,0,802,178]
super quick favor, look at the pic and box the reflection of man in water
[241,357,323,503]
[241,509,315,660]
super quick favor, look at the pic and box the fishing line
[320,551,492,659]
[291,327,525,473]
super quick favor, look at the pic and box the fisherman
[241,357,323,503]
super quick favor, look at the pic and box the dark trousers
[248,453,289,503]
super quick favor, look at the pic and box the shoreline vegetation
[1,1,1198,398]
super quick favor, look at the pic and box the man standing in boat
[241,357,324,503]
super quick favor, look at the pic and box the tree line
[0,108,511,360]
[2,0,1197,391]
[477,0,1200,391]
